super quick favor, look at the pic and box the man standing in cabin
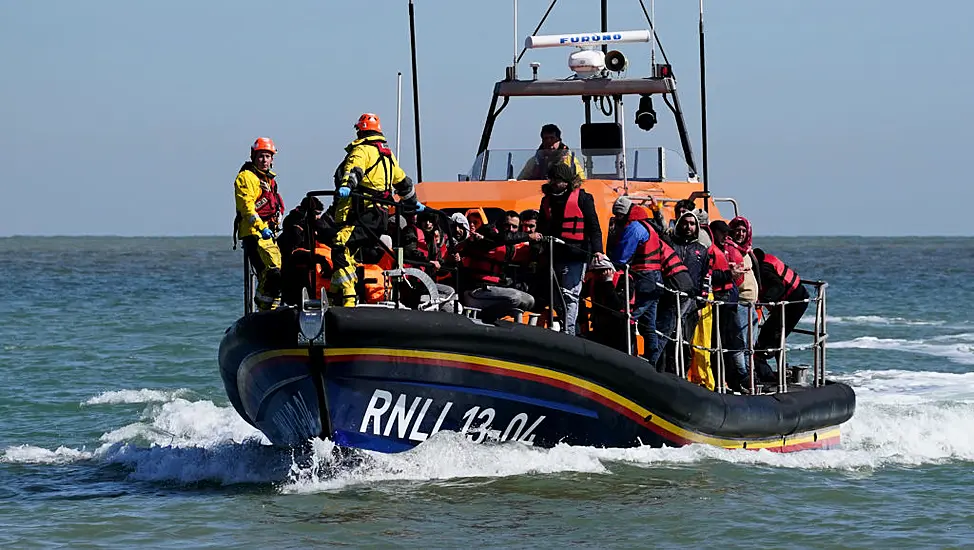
[234,137,286,311]
[517,124,586,181]
[332,113,423,307]
[538,162,604,335]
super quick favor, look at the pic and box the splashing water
[6,367,971,493]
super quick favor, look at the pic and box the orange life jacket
[541,188,585,242]
[360,264,387,304]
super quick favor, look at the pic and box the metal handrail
[643,278,829,393]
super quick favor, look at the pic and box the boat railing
[247,192,824,396]
[463,147,694,182]
[626,194,741,220]
[636,271,829,395]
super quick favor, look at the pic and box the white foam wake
[831,336,974,365]
[800,314,951,327]
[2,393,276,484]
[4,371,974,490]
[1,445,94,465]
[83,388,193,405]
[280,433,609,494]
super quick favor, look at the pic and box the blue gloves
[415,201,426,212]
[260,227,274,240]
[337,186,351,198]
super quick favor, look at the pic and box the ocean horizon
[2,235,972,547]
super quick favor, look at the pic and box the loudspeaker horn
[605,50,628,72]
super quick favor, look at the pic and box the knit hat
[693,208,710,226]
[612,196,633,216]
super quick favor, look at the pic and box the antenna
[699,0,710,209]
[600,0,607,53]
[650,0,656,71]
[395,72,403,160]
[408,0,424,182]
[513,0,518,78]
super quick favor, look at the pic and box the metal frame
[474,76,698,181]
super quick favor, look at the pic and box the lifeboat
[219,5,855,453]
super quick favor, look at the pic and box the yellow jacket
[234,163,281,238]
[334,134,406,224]
[517,145,586,181]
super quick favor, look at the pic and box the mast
[395,72,403,160]
[600,0,608,53]
[699,0,710,210]
[408,0,424,182]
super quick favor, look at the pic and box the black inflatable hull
[219,307,855,452]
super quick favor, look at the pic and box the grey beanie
[613,196,633,216]
[693,208,710,226]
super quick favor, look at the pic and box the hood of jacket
[728,216,753,254]
[672,210,700,244]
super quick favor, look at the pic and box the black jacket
[538,185,603,263]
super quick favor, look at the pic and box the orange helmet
[251,137,277,155]
[354,113,382,133]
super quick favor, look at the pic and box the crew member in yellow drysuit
[332,113,422,306]
[234,137,285,310]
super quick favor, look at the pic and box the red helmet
[354,113,382,133]
[251,137,277,155]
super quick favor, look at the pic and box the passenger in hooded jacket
[655,210,709,375]
[538,162,605,335]
[728,216,762,348]
[710,220,751,392]
[753,248,810,382]
[234,137,286,311]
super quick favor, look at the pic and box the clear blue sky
[2,0,971,236]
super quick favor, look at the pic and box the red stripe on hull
[329,352,695,447]
[247,351,838,453]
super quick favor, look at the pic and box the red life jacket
[415,226,429,259]
[628,220,664,272]
[243,165,285,224]
[461,244,508,284]
[708,244,736,294]
[510,241,531,264]
[541,189,585,242]
[763,252,801,298]
[415,227,446,263]
[660,242,688,278]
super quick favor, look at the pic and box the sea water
[1,237,972,548]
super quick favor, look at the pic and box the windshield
[465,147,692,182]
